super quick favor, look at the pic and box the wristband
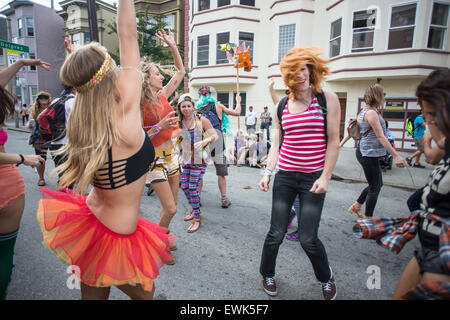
[144,125,162,138]
[422,139,431,146]
[265,168,273,175]
[16,154,24,167]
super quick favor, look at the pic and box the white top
[51,94,75,145]
[246,111,257,126]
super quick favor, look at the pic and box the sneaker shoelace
[265,277,275,286]
[322,280,333,292]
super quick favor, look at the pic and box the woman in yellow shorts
[141,29,185,264]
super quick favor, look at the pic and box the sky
[0,0,116,13]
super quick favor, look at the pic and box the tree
[107,5,176,65]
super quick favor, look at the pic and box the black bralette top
[93,133,154,190]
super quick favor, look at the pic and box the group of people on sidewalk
[0,0,448,301]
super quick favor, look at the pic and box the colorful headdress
[76,55,113,92]
[198,85,216,96]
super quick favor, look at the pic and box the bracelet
[16,154,24,167]
[422,139,431,146]
[265,168,273,175]
[144,125,162,138]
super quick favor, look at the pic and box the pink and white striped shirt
[277,97,326,173]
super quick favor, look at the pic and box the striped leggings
[180,164,207,219]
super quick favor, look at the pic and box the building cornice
[269,8,314,21]
[326,0,345,12]
[191,4,260,23]
[191,16,260,32]
[329,49,450,62]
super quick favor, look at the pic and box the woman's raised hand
[156,29,176,48]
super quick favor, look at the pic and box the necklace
[182,116,194,130]
[295,95,328,116]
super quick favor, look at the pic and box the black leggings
[356,147,383,217]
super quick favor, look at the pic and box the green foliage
[106,5,174,65]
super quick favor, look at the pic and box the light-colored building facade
[58,0,119,55]
[1,0,65,104]
[186,0,450,151]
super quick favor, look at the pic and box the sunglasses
[38,95,49,100]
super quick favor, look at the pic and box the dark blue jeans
[260,170,331,283]
[260,122,270,141]
[356,146,383,217]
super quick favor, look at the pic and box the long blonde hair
[55,42,120,194]
[30,91,52,119]
[140,59,174,116]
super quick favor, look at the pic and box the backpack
[37,93,73,142]
[197,102,222,132]
[405,115,421,138]
[277,92,328,148]
[348,119,361,140]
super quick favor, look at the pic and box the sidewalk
[3,119,31,133]
[333,147,434,191]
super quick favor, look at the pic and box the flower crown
[76,55,112,92]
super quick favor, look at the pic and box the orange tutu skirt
[36,187,174,292]
[0,164,25,209]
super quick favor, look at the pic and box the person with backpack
[347,84,407,219]
[258,47,341,300]
[28,91,52,186]
[405,112,427,168]
[195,85,242,208]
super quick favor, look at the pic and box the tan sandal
[184,211,194,221]
[38,179,46,186]
[187,218,201,233]
[348,203,368,219]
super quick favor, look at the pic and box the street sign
[6,49,20,66]
[0,40,29,53]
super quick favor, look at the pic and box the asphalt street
[4,128,418,300]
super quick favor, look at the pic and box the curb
[5,127,31,134]
[331,173,418,192]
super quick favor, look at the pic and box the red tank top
[277,96,326,173]
[142,94,181,147]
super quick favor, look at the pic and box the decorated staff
[220,42,253,131]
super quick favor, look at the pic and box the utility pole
[86,0,99,42]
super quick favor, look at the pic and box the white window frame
[216,32,230,65]
[386,1,419,51]
[29,86,38,105]
[17,17,23,38]
[278,23,296,62]
[197,34,210,66]
[25,17,34,37]
[217,0,231,7]
[198,0,210,12]
[351,8,377,53]
[329,17,342,58]
[426,1,449,50]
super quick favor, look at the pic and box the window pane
[26,18,34,36]
[217,92,229,108]
[352,30,374,50]
[431,3,449,26]
[84,32,91,43]
[199,0,210,11]
[388,27,414,49]
[330,18,342,40]
[391,4,416,28]
[218,0,230,7]
[17,18,23,37]
[240,0,255,6]
[329,38,341,57]
[197,35,209,66]
[427,27,446,49]
[278,24,296,62]
[239,32,254,62]
[353,10,375,29]
[216,32,230,64]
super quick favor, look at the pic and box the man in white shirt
[245,106,257,135]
